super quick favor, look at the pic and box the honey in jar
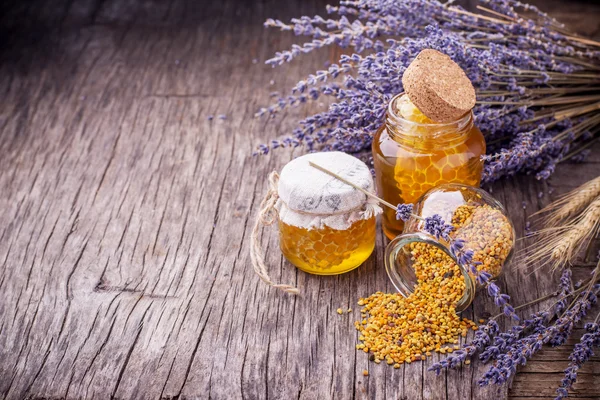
[275,152,381,275]
[279,216,376,274]
[372,49,485,239]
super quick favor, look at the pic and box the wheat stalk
[533,175,600,227]
[524,195,600,270]
[551,197,600,263]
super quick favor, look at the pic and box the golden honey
[372,94,485,240]
[279,217,376,275]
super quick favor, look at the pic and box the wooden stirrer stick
[308,161,397,211]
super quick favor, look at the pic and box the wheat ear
[551,197,600,263]
[534,175,600,227]
[524,195,600,270]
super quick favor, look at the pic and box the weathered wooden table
[1,0,599,399]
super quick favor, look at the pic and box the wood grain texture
[0,0,598,399]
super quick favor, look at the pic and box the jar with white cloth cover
[251,152,382,294]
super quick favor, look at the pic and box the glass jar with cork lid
[251,152,382,293]
[372,49,486,240]
[385,184,515,312]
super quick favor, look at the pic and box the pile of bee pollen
[355,203,512,367]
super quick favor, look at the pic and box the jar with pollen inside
[372,93,485,240]
[276,152,381,275]
[385,184,515,311]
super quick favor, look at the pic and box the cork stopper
[402,49,476,123]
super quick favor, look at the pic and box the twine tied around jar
[250,171,300,294]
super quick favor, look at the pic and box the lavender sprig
[555,268,573,315]
[448,237,520,321]
[556,322,600,399]
[429,320,500,374]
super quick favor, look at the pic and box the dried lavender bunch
[429,261,600,391]
[433,268,572,373]
[257,0,600,183]
[479,281,599,385]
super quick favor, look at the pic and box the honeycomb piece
[279,217,376,275]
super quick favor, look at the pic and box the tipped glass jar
[385,184,515,312]
[372,94,485,240]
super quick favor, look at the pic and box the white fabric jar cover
[276,152,382,230]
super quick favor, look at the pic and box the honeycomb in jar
[372,95,485,240]
[393,95,481,199]
[279,217,376,275]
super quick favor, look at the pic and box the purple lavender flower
[570,149,591,163]
[395,203,414,221]
[423,214,453,241]
[458,249,475,266]
[450,238,465,253]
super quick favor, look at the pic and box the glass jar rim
[386,92,473,131]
